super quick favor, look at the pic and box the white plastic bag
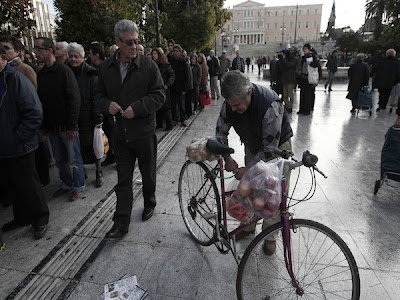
[93,127,104,159]
[307,65,319,85]
[186,137,217,162]
[227,160,282,222]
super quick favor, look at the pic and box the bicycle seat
[206,139,234,155]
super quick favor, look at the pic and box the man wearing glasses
[34,37,85,202]
[95,19,165,238]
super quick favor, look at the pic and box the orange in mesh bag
[186,137,218,162]
[227,160,281,222]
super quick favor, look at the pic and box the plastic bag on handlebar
[237,160,281,220]
[226,178,254,223]
[186,137,218,162]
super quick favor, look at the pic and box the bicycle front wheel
[237,219,360,300]
[178,160,221,246]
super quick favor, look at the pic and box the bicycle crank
[213,224,230,254]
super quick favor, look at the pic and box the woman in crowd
[152,47,175,131]
[297,44,320,115]
[346,53,370,113]
[186,53,202,116]
[67,42,104,187]
[197,53,209,109]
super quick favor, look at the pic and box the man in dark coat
[280,49,297,113]
[231,50,245,73]
[207,50,220,100]
[346,53,370,113]
[0,44,49,239]
[95,19,165,238]
[324,50,338,92]
[372,49,400,111]
[34,37,85,202]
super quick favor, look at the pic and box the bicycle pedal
[203,212,216,219]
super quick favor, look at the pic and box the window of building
[298,22,301,28]
[290,22,293,28]
[290,36,292,42]
[305,35,308,41]
[274,36,277,42]
[266,36,270,42]
[306,21,309,28]
[291,10,294,15]
[313,35,316,41]
[267,11,270,16]
[299,9,302,15]
[237,12,240,16]
[227,25,230,30]
[275,11,278,16]
[307,9,310,15]
[315,8,318,14]
[258,11,261,17]
[266,23,270,29]
[275,23,278,29]
[314,21,317,28]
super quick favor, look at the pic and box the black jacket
[157,61,175,110]
[280,57,297,85]
[326,55,338,73]
[232,57,245,73]
[347,61,370,101]
[207,56,220,76]
[69,62,103,146]
[191,63,202,88]
[95,51,165,142]
[170,56,191,93]
[373,56,400,89]
[0,63,43,159]
[37,60,81,131]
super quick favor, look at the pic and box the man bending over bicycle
[216,70,293,255]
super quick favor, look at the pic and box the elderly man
[95,19,165,238]
[0,44,49,239]
[231,50,245,73]
[137,44,145,55]
[55,41,69,64]
[109,44,119,56]
[34,37,85,202]
[216,71,293,255]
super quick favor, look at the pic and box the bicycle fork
[282,213,304,296]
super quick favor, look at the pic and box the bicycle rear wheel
[237,219,360,300]
[178,160,221,246]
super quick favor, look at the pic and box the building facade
[220,0,323,48]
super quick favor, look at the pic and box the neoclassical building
[221,0,323,47]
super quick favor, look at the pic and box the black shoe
[297,111,304,115]
[328,88,332,92]
[164,126,172,131]
[105,226,128,239]
[156,124,163,129]
[303,111,311,115]
[33,225,47,240]
[101,155,115,167]
[2,220,30,232]
[350,108,356,113]
[142,208,154,221]
[96,170,104,188]
[53,188,70,198]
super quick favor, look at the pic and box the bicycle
[178,139,360,299]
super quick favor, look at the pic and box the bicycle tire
[237,219,360,300]
[178,160,221,246]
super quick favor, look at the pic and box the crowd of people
[1,17,400,251]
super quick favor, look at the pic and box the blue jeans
[49,131,85,192]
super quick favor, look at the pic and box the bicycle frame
[210,155,303,293]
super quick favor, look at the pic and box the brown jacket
[10,58,37,89]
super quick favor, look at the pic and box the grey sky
[224,0,367,31]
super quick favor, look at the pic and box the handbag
[307,65,319,84]
[199,90,212,106]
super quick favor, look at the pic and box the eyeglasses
[119,39,140,47]
[33,46,48,51]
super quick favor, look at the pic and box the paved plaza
[1,72,400,299]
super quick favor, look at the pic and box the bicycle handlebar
[274,149,328,179]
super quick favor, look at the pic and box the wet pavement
[1,71,400,299]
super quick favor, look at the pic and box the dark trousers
[114,134,157,230]
[378,88,392,109]
[35,141,50,186]
[156,108,172,129]
[0,152,49,227]
[299,81,314,113]
[170,91,186,122]
[102,115,115,158]
[186,86,199,117]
